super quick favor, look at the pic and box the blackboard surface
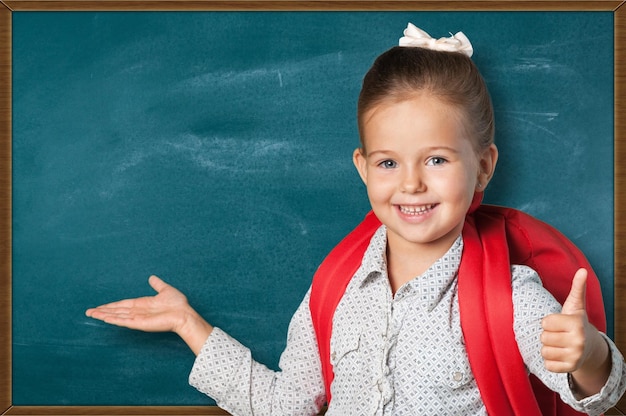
[12,11,614,406]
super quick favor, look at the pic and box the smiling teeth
[400,205,435,215]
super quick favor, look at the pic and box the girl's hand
[86,275,213,355]
[540,268,611,398]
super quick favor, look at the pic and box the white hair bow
[399,23,473,57]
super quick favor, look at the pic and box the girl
[86,24,626,415]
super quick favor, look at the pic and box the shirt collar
[353,225,388,287]
[354,225,464,311]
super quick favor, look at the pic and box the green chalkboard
[11,10,614,406]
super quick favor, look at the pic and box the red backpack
[309,197,606,415]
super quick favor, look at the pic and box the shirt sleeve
[511,265,626,416]
[188,288,326,415]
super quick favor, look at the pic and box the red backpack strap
[466,205,606,416]
[309,211,381,401]
[498,205,605,416]
[459,212,541,415]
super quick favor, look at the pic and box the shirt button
[453,371,464,382]
[331,351,336,362]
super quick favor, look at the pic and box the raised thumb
[561,268,588,315]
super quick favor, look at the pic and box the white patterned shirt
[189,226,626,415]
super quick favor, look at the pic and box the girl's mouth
[398,204,438,215]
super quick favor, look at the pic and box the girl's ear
[476,144,498,191]
[353,148,368,185]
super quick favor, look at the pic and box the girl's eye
[379,160,397,169]
[426,157,447,166]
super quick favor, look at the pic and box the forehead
[361,94,470,149]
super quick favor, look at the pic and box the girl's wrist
[571,331,611,398]
[582,331,610,373]
[175,306,214,356]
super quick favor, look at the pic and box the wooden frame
[1,1,624,414]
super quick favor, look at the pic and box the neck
[385,232,460,294]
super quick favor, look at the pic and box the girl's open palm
[86,275,190,333]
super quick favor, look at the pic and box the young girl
[86,24,626,415]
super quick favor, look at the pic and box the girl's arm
[512,265,625,414]
[87,277,326,415]
[85,275,213,355]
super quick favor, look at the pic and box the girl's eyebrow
[427,146,462,154]
[367,146,461,157]
[365,149,395,157]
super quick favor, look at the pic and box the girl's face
[353,94,497,256]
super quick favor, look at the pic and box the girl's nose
[401,168,425,193]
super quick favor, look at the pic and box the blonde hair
[357,46,494,153]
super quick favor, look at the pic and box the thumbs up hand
[541,268,593,373]
[540,268,611,398]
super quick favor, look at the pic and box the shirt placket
[381,286,414,415]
